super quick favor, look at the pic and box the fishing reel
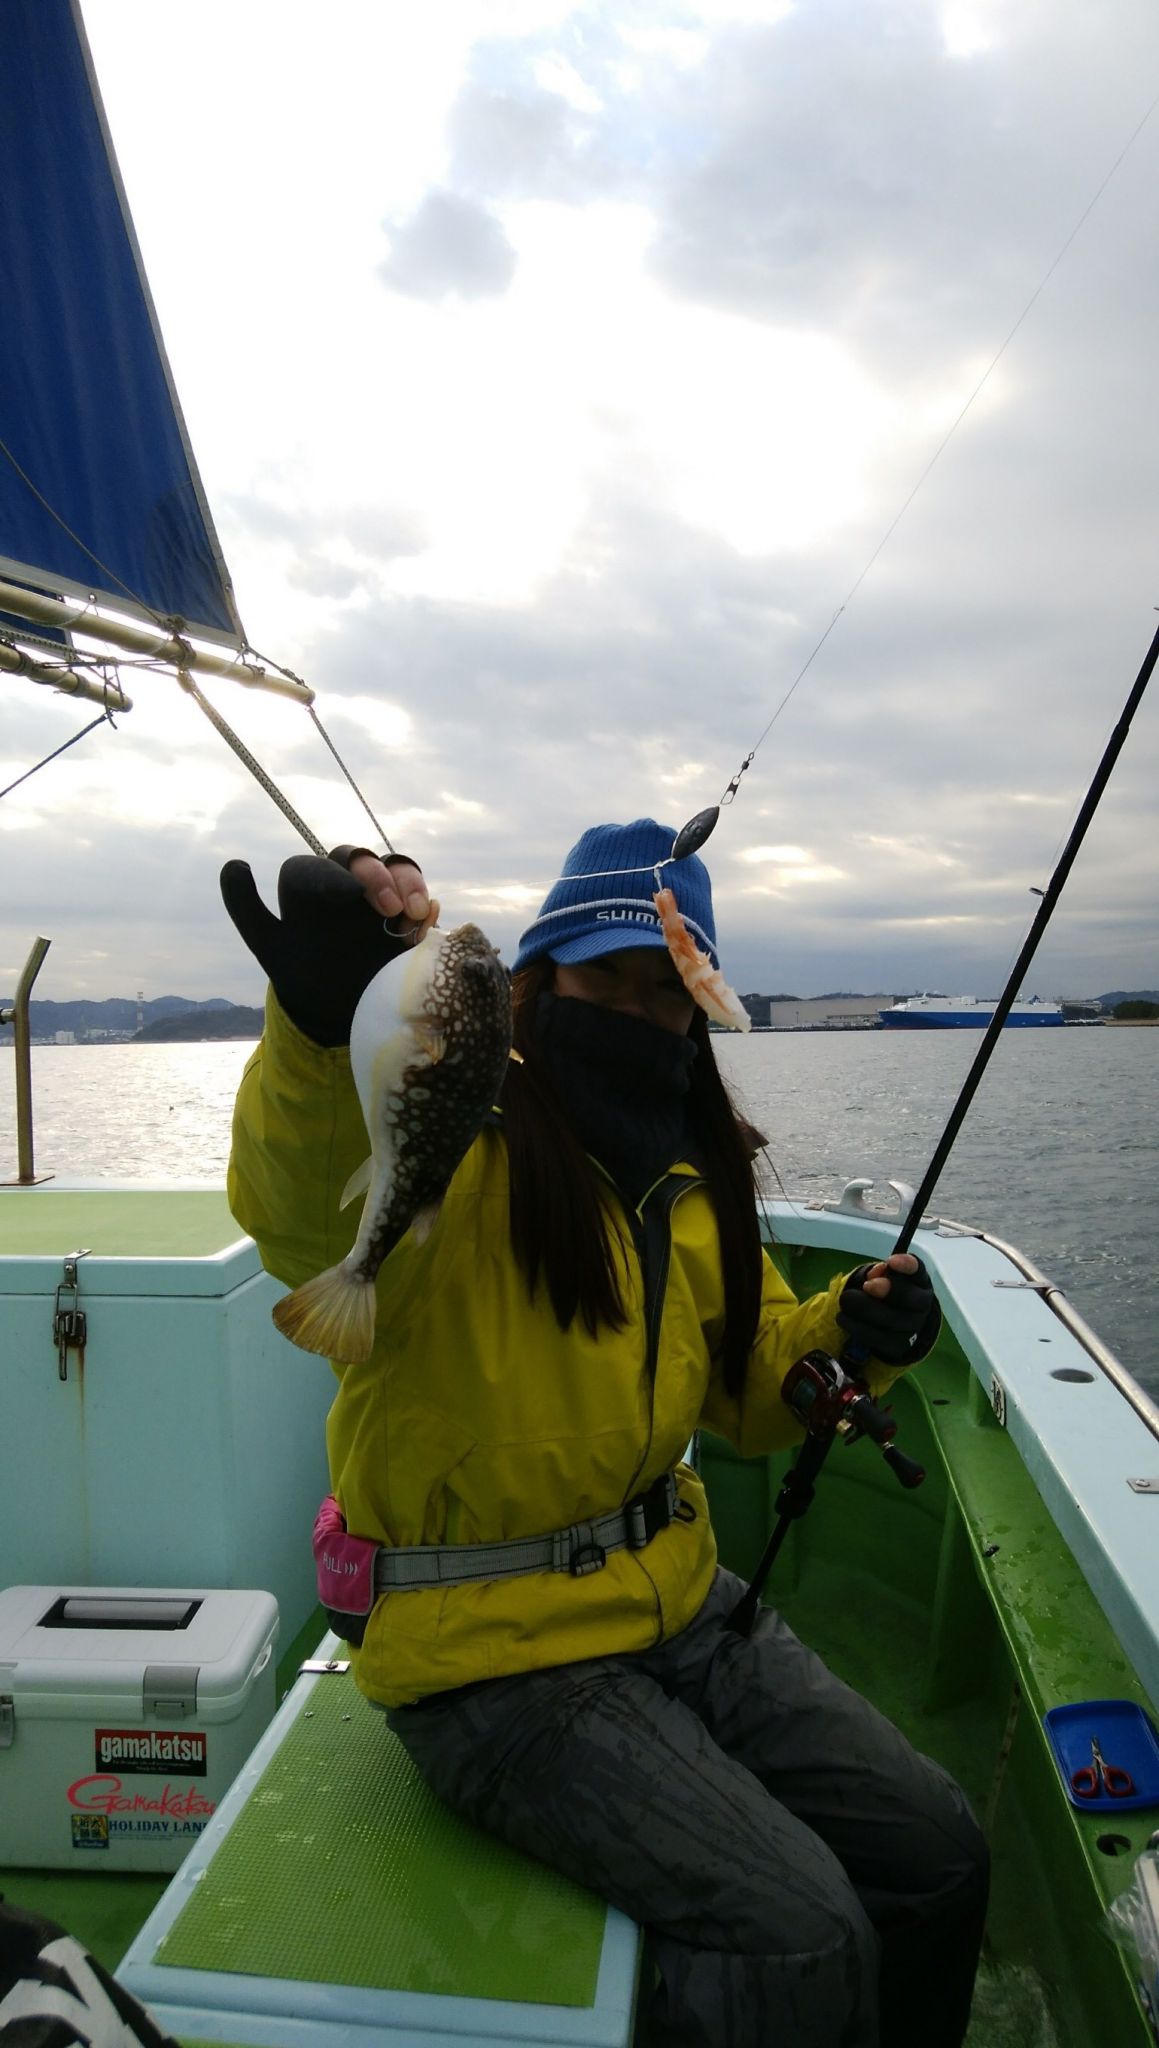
[726,1349,926,1635]
[781,1350,926,1490]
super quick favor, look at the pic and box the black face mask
[533,991,698,1206]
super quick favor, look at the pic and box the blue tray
[1043,1699,1159,1813]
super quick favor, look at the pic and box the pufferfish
[272,923,511,1364]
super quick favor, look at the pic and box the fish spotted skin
[355,925,512,1275]
[271,923,511,1362]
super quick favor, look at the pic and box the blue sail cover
[0,0,242,645]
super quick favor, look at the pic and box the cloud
[288,556,364,600]
[5,0,1157,1010]
[224,496,426,565]
[341,507,428,561]
[379,189,518,300]
[450,81,585,194]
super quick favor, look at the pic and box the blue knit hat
[512,819,718,973]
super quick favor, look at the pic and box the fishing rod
[889,619,1159,1253]
[715,612,1159,1636]
[501,90,1159,1637]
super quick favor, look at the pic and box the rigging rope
[8,76,1157,873]
[0,692,122,802]
[308,706,395,853]
[0,437,319,732]
[177,672,326,856]
[0,424,396,856]
[0,434,161,623]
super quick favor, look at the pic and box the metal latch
[53,1250,90,1381]
[143,1663,199,1719]
[0,1696,14,1749]
[1127,1478,1159,1495]
[299,1657,351,1676]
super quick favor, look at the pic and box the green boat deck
[714,1241,1157,2045]
[149,1668,607,2005]
[0,1187,241,1259]
[2,1242,1155,2044]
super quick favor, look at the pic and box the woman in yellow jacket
[222,819,987,2048]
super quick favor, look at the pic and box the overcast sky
[3,0,1158,1004]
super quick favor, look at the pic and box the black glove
[220,851,417,1047]
[836,1257,941,1366]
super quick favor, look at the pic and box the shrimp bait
[652,887,751,1032]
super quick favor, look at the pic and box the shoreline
[18,1022,1159,1043]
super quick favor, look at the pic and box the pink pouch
[312,1495,378,1616]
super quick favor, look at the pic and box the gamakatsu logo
[95,1729,207,1776]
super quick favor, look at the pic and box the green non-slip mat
[0,1189,240,1257]
[152,1672,607,2007]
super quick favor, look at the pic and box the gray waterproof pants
[386,1568,989,2048]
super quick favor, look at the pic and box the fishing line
[711,84,1159,1631]
[529,68,1159,904]
[678,81,1159,855]
[756,1142,806,1225]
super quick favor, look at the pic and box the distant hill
[0,995,235,1039]
[134,1005,264,1043]
[7,985,1156,1040]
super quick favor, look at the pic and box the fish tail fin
[272,1265,377,1362]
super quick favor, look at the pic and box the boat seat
[116,1635,640,2048]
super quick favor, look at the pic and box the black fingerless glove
[836,1257,941,1367]
[220,849,416,1047]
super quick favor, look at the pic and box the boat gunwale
[777,1180,1159,1443]
[764,1192,1159,1714]
[930,1213,1159,1446]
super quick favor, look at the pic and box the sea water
[719,1026,1159,1398]
[1,1029,1156,1396]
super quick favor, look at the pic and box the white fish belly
[344,1030,419,1271]
[349,934,445,1108]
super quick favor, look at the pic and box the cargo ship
[879,993,1064,1028]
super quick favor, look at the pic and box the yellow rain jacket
[229,994,903,1708]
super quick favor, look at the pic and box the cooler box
[0,1188,334,1647]
[0,1585,278,1872]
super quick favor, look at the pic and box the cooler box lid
[0,1186,261,1299]
[0,1586,278,1720]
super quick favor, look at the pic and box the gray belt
[372,1471,684,1591]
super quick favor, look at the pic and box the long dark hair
[501,959,763,1397]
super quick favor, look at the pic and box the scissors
[1071,1735,1135,1800]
